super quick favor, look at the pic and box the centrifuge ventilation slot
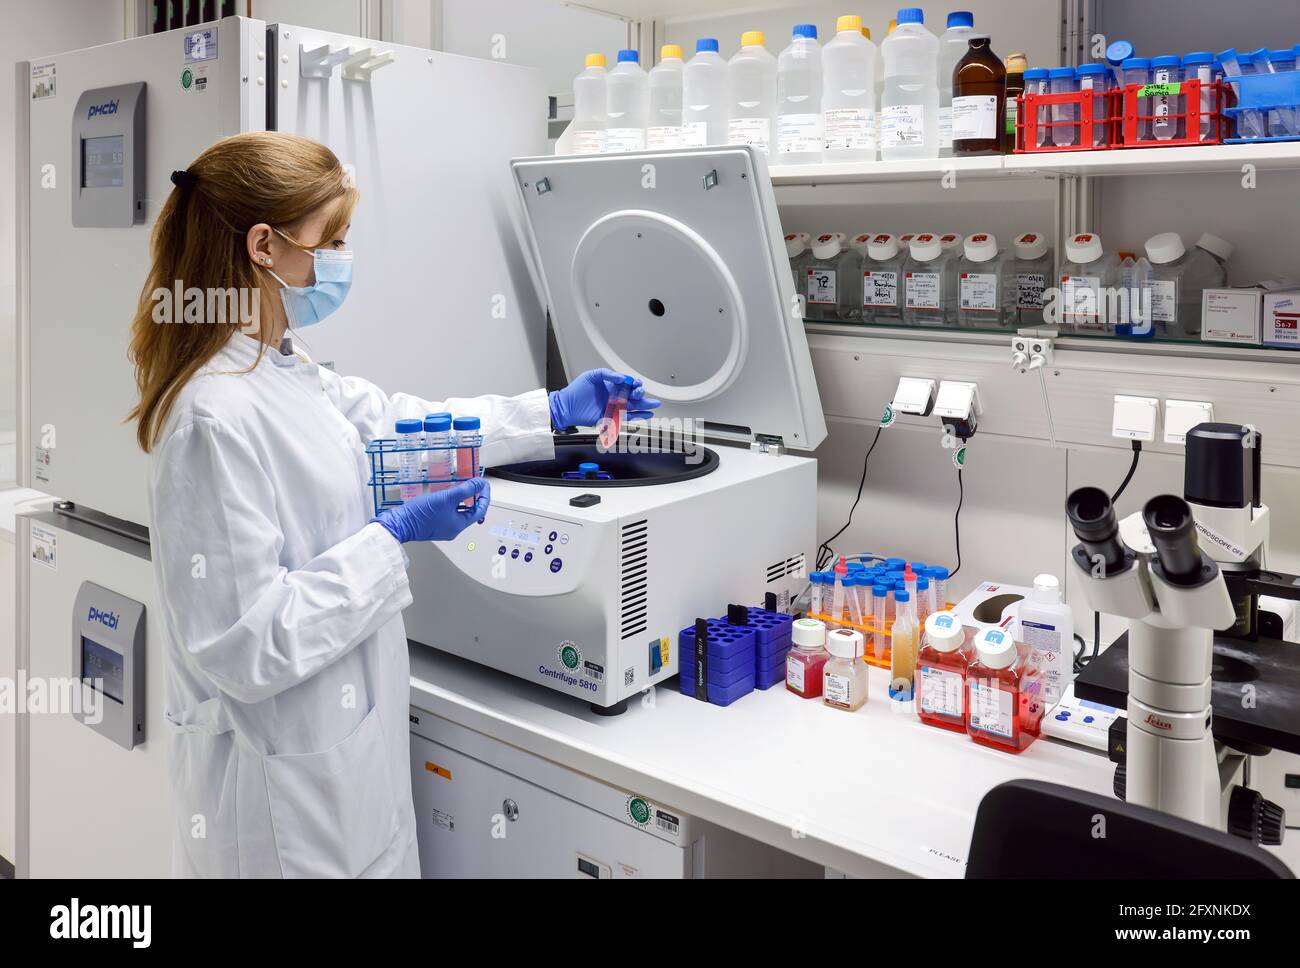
[620,520,649,639]
[767,552,806,584]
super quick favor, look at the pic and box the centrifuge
[403,147,826,711]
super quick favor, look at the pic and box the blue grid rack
[365,435,480,515]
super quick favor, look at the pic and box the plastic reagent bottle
[1059,232,1115,333]
[787,618,830,699]
[937,11,977,156]
[606,50,648,152]
[805,232,861,321]
[862,233,906,321]
[902,233,954,326]
[880,7,940,161]
[395,418,424,502]
[785,231,813,298]
[683,38,729,147]
[647,45,685,149]
[451,416,483,508]
[889,588,918,701]
[956,232,1003,327]
[727,31,778,155]
[1144,231,1202,339]
[952,35,1006,155]
[1003,231,1051,326]
[571,53,608,155]
[422,413,454,493]
[824,628,869,711]
[1016,574,1073,706]
[917,610,968,732]
[822,15,878,162]
[776,24,824,163]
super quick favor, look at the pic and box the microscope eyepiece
[1143,494,1203,583]
[1066,486,1127,572]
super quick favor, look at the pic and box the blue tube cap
[1182,51,1215,66]
[1106,40,1135,66]
[696,37,719,53]
[1023,68,1049,80]
[1049,66,1077,78]
[897,7,924,25]
[895,590,910,603]
[423,414,451,432]
[931,566,950,580]
[617,49,639,63]
[793,23,817,40]
[395,418,423,434]
[873,583,888,597]
[1077,63,1108,76]
[1151,55,1181,69]
[1122,57,1151,70]
[946,11,974,28]
[452,416,481,430]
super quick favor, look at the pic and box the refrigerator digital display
[81,636,124,704]
[82,135,125,188]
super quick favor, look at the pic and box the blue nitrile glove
[548,368,662,431]
[372,478,490,543]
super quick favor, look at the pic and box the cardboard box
[1263,289,1300,349]
[1201,287,1263,344]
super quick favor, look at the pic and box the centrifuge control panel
[448,506,587,596]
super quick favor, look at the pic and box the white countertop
[409,645,1119,878]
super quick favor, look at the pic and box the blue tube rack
[365,436,480,515]
[1224,69,1300,142]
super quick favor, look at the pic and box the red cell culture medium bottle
[966,625,1040,753]
[916,609,969,733]
[786,618,829,699]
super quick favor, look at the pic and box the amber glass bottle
[952,36,1006,155]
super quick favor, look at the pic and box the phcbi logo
[88,99,119,118]
[88,607,119,630]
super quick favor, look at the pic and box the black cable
[949,465,965,578]
[1078,442,1142,668]
[817,426,883,570]
[1110,439,1142,502]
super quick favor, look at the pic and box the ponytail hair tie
[170,169,198,191]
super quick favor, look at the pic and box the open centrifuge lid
[511,147,827,452]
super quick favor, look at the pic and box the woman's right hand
[372,478,490,543]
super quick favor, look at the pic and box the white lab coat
[148,335,553,877]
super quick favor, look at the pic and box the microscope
[1066,423,1293,846]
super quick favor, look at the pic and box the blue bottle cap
[395,418,423,434]
[696,38,719,53]
[617,49,640,63]
[1106,40,1135,66]
[946,11,974,28]
[578,462,600,473]
[1049,66,1077,79]
[423,414,452,432]
[873,583,888,597]
[1121,57,1151,70]
[452,416,481,430]
[895,590,910,603]
[931,566,950,579]
[917,576,930,589]
[897,7,924,25]
[425,411,452,419]
[1023,68,1050,80]
[1151,55,1181,69]
[1077,63,1108,76]
[793,23,818,40]
[886,557,905,568]
[1182,51,1215,66]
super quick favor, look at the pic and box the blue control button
[1056,712,1070,721]
[549,531,558,541]
[550,558,563,573]
[497,545,507,556]
[1083,715,1095,724]
[524,552,533,563]
[510,549,520,559]
[544,544,553,555]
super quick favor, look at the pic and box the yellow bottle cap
[887,19,898,33]
[1005,52,1029,72]
[862,27,872,39]
[661,44,683,60]
[837,14,863,32]
[741,30,765,48]
[585,53,606,68]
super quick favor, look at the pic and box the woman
[129,132,657,877]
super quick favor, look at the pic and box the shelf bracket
[342,48,395,82]
[300,43,352,79]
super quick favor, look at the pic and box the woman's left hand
[548,368,661,431]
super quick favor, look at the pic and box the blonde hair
[128,131,358,451]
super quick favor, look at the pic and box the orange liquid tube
[598,375,635,450]
[451,416,483,509]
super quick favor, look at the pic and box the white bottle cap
[940,233,963,250]
[850,233,875,253]
[1031,573,1062,604]
[974,626,1017,670]
[1014,231,1049,260]
[908,233,942,262]
[784,232,810,258]
[1066,232,1103,264]
[963,232,998,262]
[792,617,827,648]
[812,232,846,260]
[826,627,864,659]
[868,233,899,260]
[1196,232,1234,262]
[923,610,965,653]
[1144,231,1186,265]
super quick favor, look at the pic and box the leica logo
[1145,713,1173,731]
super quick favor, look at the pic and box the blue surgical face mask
[266,245,353,329]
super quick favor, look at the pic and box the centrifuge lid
[511,147,827,452]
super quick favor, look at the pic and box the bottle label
[919,665,963,717]
[824,671,852,706]
[786,654,805,692]
[571,129,606,155]
[938,105,953,148]
[1150,278,1177,323]
[1061,274,1103,326]
[680,121,709,148]
[881,103,926,148]
[807,267,837,304]
[1020,620,1067,705]
[604,128,646,153]
[959,272,999,311]
[905,271,942,310]
[824,107,876,151]
[951,95,998,142]
[1006,98,1019,136]
[863,270,899,308]
[778,113,824,155]
[969,678,1013,738]
[647,125,682,150]
[1016,272,1046,309]
[727,117,772,153]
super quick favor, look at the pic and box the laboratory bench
[409,642,1120,878]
